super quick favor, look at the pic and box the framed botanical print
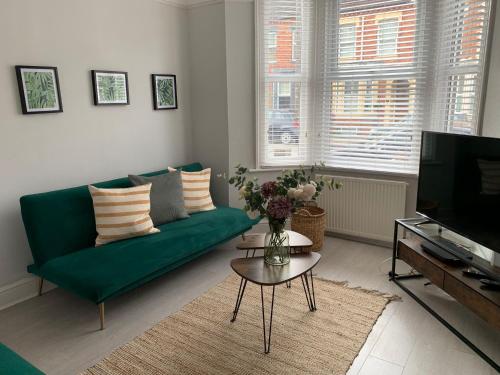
[91,70,129,105]
[15,66,63,114]
[152,74,177,110]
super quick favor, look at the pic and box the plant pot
[291,206,326,251]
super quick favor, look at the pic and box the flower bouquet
[229,164,340,265]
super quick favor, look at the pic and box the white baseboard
[0,276,56,311]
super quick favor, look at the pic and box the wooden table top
[231,253,321,286]
[237,231,313,250]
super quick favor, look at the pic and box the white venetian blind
[256,0,314,166]
[314,0,430,174]
[430,0,492,135]
[256,0,493,174]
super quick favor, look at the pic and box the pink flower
[267,196,292,220]
[261,181,277,199]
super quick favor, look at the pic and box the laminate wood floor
[0,234,498,375]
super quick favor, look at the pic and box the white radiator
[317,175,407,243]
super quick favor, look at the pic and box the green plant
[98,75,126,101]
[228,163,341,219]
[158,79,174,106]
[24,72,56,109]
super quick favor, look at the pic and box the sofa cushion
[21,162,203,266]
[169,167,216,213]
[32,206,257,303]
[128,171,189,226]
[89,183,160,246]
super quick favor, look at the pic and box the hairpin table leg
[231,278,247,322]
[261,285,275,354]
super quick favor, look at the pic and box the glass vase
[264,221,290,266]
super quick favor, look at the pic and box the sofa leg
[98,303,105,330]
[38,278,44,296]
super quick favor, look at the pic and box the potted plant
[228,164,340,264]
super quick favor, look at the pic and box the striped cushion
[477,159,500,195]
[168,167,216,213]
[89,184,159,246]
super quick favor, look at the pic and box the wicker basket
[291,205,326,251]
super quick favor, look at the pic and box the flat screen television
[417,131,500,255]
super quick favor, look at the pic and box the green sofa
[20,162,258,329]
[0,343,44,375]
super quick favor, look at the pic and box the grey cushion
[128,171,189,226]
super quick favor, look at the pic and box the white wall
[0,0,192,290]
[188,2,230,205]
[225,1,260,206]
[482,0,500,138]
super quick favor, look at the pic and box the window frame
[376,17,400,57]
[339,21,357,59]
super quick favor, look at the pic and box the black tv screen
[417,131,500,254]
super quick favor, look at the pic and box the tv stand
[413,219,443,234]
[391,218,500,372]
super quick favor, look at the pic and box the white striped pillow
[168,167,216,213]
[89,183,159,246]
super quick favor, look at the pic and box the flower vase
[264,221,290,266]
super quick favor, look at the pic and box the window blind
[430,0,493,135]
[314,0,431,174]
[256,0,493,173]
[256,0,314,166]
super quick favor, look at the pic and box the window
[272,82,292,109]
[257,0,493,173]
[339,23,356,58]
[344,81,358,112]
[291,27,301,61]
[257,0,313,166]
[430,1,492,135]
[377,18,399,56]
[268,27,277,62]
[364,81,375,111]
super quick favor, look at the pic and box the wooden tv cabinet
[397,238,500,330]
[391,218,500,371]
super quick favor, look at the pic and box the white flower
[247,210,259,220]
[239,186,246,199]
[287,187,296,198]
[294,189,304,199]
[300,191,312,201]
[310,181,317,187]
[303,183,316,197]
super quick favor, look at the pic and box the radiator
[317,175,407,243]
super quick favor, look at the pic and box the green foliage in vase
[23,71,56,109]
[97,75,126,102]
[158,78,174,106]
[228,163,342,219]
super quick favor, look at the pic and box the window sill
[254,165,418,179]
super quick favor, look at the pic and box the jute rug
[83,274,398,375]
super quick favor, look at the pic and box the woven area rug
[83,274,398,375]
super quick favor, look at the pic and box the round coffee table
[230,252,321,353]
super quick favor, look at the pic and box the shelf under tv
[397,217,499,282]
[390,218,500,372]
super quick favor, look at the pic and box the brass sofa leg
[38,278,44,296]
[99,303,105,330]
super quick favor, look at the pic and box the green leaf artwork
[23,71,57,110]
[157,78,174,107]
[97,74,127,103]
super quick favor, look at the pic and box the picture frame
[91,70,129,105]
[152,74,178,110]
[15,65,63,114]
